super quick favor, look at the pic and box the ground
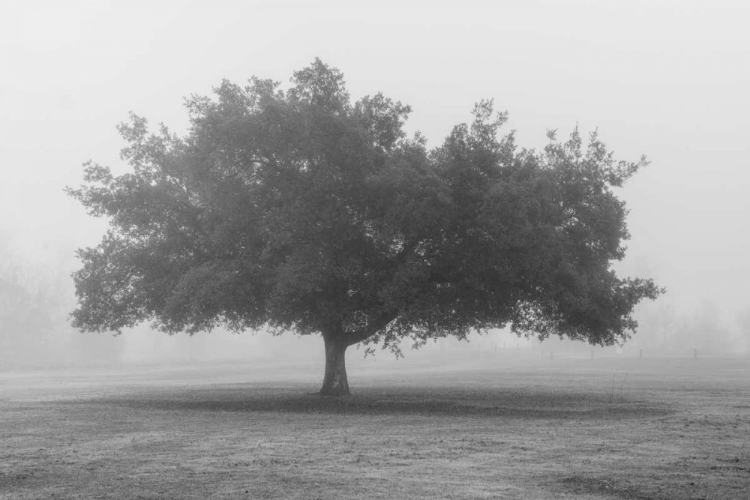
[1,351,748,499]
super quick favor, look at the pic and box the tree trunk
[319,333,350,396]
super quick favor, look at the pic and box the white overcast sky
[1,0,748,319]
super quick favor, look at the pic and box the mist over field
[3,5,750,499]
[2,0,750,369]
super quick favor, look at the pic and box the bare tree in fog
[634,299,740,356]
[681,300,735,356]
[735,307,750,354]
[0,237,124,368]
[66,60,663,396]
[0,247,73,367]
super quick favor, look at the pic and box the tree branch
[343,310,398,347]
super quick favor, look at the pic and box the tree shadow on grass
[76,384,675,420]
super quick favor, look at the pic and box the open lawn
[1,353,749,499]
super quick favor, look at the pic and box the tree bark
[317,313,396,396]
[319,333,350,396]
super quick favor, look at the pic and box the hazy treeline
[629,299,750,356]
[0,240,117,368]
[1,237,749,369]
[0,237,329,368]
[522,299,750,358]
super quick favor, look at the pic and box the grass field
[1,352,749,499]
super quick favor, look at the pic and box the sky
[1,0,749,327]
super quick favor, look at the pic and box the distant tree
[0,272,45,364]
[0,251,69,366]
[630,301,680,353]
[737,307,750,353]
[66,59,663,395]
[675,300,734,356]
[0,244,122,367]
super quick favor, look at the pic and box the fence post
[639,349,643,359]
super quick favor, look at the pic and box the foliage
[67,59,662,390]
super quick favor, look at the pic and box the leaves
[68,59,662,348]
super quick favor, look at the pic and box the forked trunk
[320,334,349,396]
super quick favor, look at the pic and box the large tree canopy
[67,59,663,395]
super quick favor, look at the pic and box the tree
[737,307,750,353]
[0,238,122,368]
[0,245,69,366]
[67,59,663,395]
[674,300,735,356]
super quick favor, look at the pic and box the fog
[2,0,749,369]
